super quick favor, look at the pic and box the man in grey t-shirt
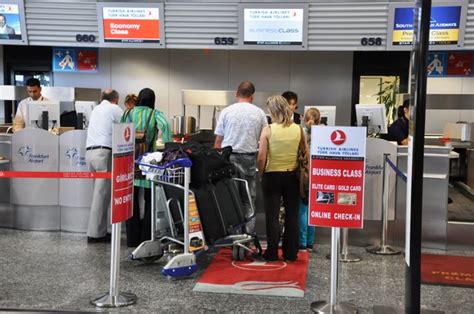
[214,81,268,229]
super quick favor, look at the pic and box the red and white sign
[111,123,135,224]
[77,49,98,72]
[102,6,160,43]
[446,52,472,76]
[309,126,366,229]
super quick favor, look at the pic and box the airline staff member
[85,89,123,243]
[13,78,48,132]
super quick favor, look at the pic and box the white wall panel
[25,0,99,47]
[427,78,464,94]
[290,52,354,126]
[53,49,354,128]
[308,2,388,51]
[165,3,239,49]
[465,2,474,49]
[169,49,229,128]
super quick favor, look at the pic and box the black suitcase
[192,184,228,244]
[212,179,247,233]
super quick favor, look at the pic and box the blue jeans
[299,199,315,247]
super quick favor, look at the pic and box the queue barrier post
[326,228,361,263]
[366,153,401,255]
[91,223,137,307]
[311,227,358,313]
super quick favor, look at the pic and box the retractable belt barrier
[0,171,111,179]
[386,157,407,182]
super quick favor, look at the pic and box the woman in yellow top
[257,95,308,262]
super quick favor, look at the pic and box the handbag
[297,125,310,199]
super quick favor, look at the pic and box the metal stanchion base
[366,245,401,255]
[91,292,137,308]
[311,301,358,313]
[326,253,362,263]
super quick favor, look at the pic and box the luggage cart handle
[137,157,193,169]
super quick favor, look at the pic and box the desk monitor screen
[304,106,336,126]
[75,101,96,127]
[355,104,388,134]
[26,100,60,130]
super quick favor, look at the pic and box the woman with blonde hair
[299,108,320,252]
[257,95,308,262]
[124,93,138,110]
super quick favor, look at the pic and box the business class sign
[98,3,164,48]
[387,1,468,50]
[309,126,366,229]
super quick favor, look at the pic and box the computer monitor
[74,101,96,129]
[304,106,337,126]
[355,104,388,134]
[25,101,60,130]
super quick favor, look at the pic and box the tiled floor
[0,228,473,313]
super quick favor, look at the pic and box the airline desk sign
[111,123,135,224]
[308,126,367,229]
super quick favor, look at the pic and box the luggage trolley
[130,157,199,278]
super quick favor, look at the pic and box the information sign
[53,48,98,73]
[387,1,468,50]
[238,4,308,50]
[97,2,164,48]
[111,123,135,224]
[446,52,472,76]
[309,126,366,229]
[0,0,27,45]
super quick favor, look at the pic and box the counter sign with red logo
[309,126,366,229]
[111,123,135,223]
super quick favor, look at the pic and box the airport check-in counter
[393,145,452,250]
[0,128,91,232]
[0,85,100,231]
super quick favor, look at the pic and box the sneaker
[299,246,307,252]
[306,245,313,252]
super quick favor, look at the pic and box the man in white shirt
[214,81,268,230]
[13,78,48,132]
[85,89,123,243]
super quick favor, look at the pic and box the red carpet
[421,254,474,288]
[193,249,310,297]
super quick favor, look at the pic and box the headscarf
[137,88,155,110]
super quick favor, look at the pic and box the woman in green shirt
[122,88,172,247]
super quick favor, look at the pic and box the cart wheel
[138,254,163,264]
[232,246,239,261]
[238,247,246,261]
[232,246,246,261]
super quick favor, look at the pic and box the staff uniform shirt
[86,100,123,148]
[386,117,408,145]
[215,102,268,153]
[15,96,48,124]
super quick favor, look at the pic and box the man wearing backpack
[85,89,123,243]
[214,81,268,230]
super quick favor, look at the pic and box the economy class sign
[102,7,160,43]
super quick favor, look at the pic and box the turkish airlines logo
[124,127,131,142]
[330,130,346,145]
[231,260,287,271]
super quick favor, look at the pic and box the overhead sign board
[309,126,367,229]
[97,2,164,48]
[238,4,308,50]
[0,0,27,45]
[387,1,468,50]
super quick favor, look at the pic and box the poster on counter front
[111,123,135,224]
[309,126,366,229]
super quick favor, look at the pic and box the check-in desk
[0,133,13,227]
[0,128,91,232]
[393,145,452,250]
